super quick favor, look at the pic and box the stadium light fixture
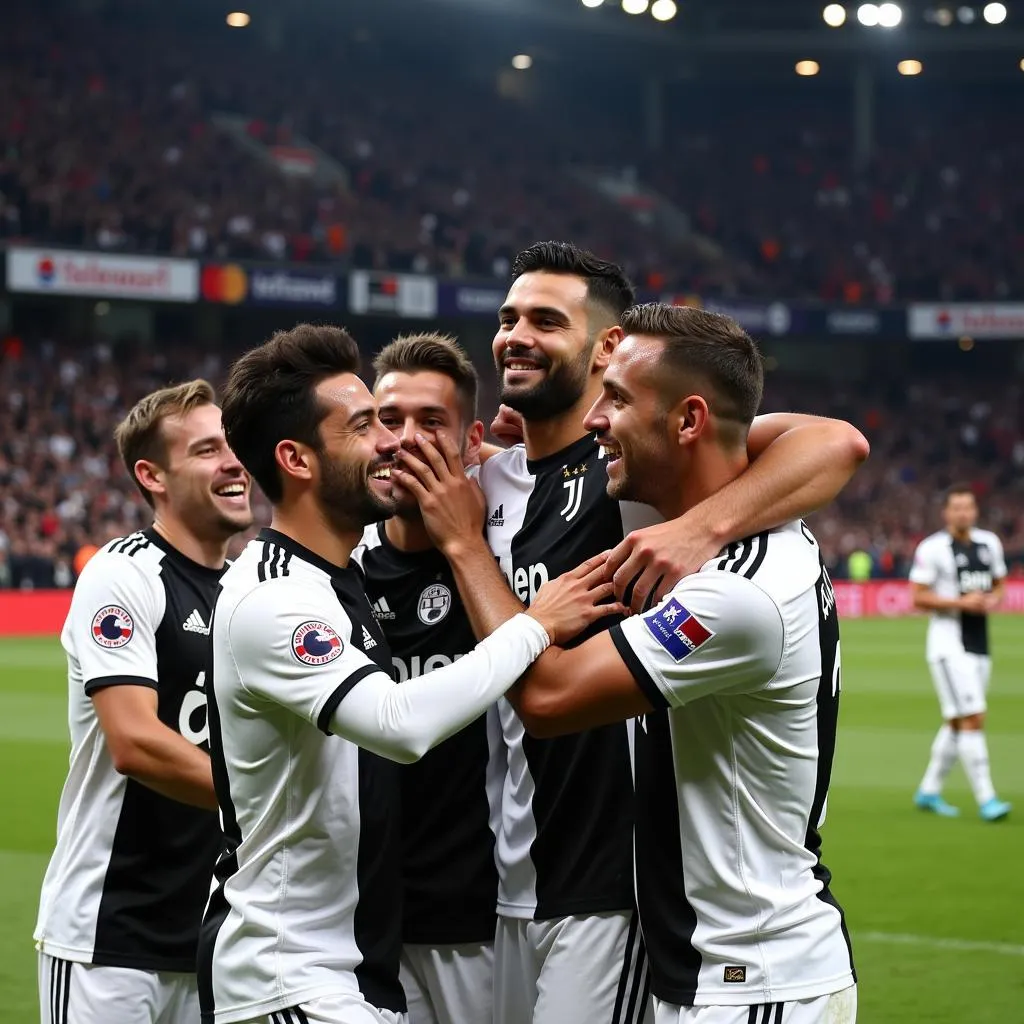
[934,7,955,25]
[225,11,250,27]
[1019,56,1024,69]
[983,2,1008,23]
[795,59,821,75]
[581,0,605,7]
[622,0,650,13]
[823,4,848,26]
[877,2,903,26]
[958,5,977,21]
[651,0,678,20]
[898,58,923,74]
[511,54,533,70]
[857,4,881,26]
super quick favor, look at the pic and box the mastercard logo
[201,264,249,304]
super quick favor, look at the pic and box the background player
[35,380,252,1024]
[352,332,500,1024]
[910,485,1011,821]
[393,241,868,1024]
[201,323,620,1024]
[402,303,858,1024]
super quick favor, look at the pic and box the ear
[592,325,624,372]
[673,395,711,447]
[461,420,485,468]
[275,439,316,486]
[133,459,166,501]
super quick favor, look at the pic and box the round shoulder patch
[92,605,135,648]
[291,621,344,665]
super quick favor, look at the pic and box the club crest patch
[643,598,714,662]
[291,621,344,665]
[92,606,135,648]
[417,584,452,625]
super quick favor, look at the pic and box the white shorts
[928,653,991,720]
[234,993,407,1024]
[494,910,653,1024]
[400,942,493,1024]
[39,954,199,1024]
[653,985,857,1024]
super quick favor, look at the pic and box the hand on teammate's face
[527,552,626,647]
[392,432,485,553]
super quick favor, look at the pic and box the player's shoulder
[222,536,330,598]
[914,531,950,557]
[479,443,527,481]
[350,522,385,571]
[74,531,166,595]
[970,527,1003,548]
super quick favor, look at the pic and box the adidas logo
[182,609,210,635]
[361,625,378,650]
[371,596,396,621]
[488,504,505,527]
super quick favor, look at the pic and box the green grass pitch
[1,617,1022,1022]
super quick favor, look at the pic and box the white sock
[958,730,997,806]
[919,724,959,795]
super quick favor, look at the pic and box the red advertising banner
[0,591,72,636]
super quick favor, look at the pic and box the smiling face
[944,491,978,535]
[493,272,599,422]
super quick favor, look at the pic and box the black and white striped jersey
[352,522,503,945]
[35,528,223,972]
[611,522,856,1007]
[480,434,659,920]
[199,528,404,1024]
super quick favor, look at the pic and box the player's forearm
[109,729,218,810]
[693,417,870,546]
[443,536,526,639]
[912,590,964,612]
[332,613,550,762]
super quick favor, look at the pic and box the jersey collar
[257,527,358,582]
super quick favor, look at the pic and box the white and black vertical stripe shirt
[480,434,659,920]
[611,522,856,1007]
[199,529,404,1024]
[910,528,1006,659]
[35,529,222,972]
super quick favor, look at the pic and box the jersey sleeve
[226,580,384,734]
[987,534,1008,580]
[909,540,938,586]
[69,552,166,695]
[609,571,784,710]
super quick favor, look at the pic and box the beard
[497,344,593,422]
[317,450,396,533]
[176,485,253,541]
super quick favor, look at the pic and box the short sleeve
[609,572,784,710]
[226,580,388,734]
[68,552,165,695]
[987,535,1008,580]
[909,541,937,586]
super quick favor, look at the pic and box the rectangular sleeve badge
[643,598,715,663]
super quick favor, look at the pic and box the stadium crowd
[3,3,1024,300]
[2,339,1021,590]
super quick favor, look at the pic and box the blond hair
[114,380,216,507]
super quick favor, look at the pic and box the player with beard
[392,242,868,1024]
[36,380,253,1024]
[200,323,621,1024]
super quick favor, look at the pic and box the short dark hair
[372,332,479,424]
[620,303,764,440]
[945,483,977,505]
[511,241,636,324]
[221,324,361,503]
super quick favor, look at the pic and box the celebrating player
[351,332,500,1024]
[910,485,1011,821]
[399,302,859,1024]
[200,323,619,1024]
[35,381,253,1024]
[392,242,868,1024]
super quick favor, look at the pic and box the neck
[384,511,434,553]
[151,514,229,570]
[270,496,362,569]
[521,384,601,461]
[654,444,750,523]
[950,527,972,543]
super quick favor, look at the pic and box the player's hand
[982,592,1003,612]
[490,405,525,446]
[959,592,988,613]
[606,515,721,615]
[527,553,626,646]
[392,431,486,555]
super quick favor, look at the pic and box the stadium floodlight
[857,4,881,25]
[1019,56,1024,69]
[795,59,821,75]
[581,0,605,7]
[651,0,678,20]
[511,54,533,70]
[934,6,955,24]
[823,4,848,26]
[225,11,250,27]
[622,0,650,12]
[983,2,1008,23]
[878,2,903,26]
[958,5,977,21]
[897,58,923,74]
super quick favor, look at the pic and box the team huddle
[32,241,1004,1024]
